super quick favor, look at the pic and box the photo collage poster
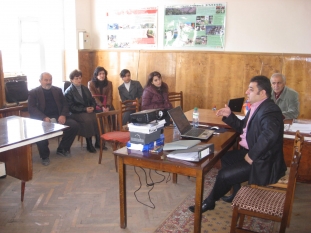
[164,3,226,49]
[107,8,158,49]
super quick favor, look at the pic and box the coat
[88,80,113,108]
[28,86,69,120]
[64,84,96,114]
[141,83,173,110]
[271,86,300,119]
[118,80,143,102]
[223,98,287,186]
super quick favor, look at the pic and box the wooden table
[184,108,311,183]
[114,127,238,233]
[0,116,67,201]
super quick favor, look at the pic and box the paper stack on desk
[288,123,311,134]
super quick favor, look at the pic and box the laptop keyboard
[186,128,206,137]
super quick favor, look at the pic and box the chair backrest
[0,105,24,118]
[168,91,183,110]
[119,98,140,125]
[96,110,123,135]
[283,130,304,221]
[63,81,71,93]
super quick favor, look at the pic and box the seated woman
[64,69,99,153]
[88,66,114,112]
[141,71,173,125]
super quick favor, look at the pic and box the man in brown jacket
[28,72,79,166]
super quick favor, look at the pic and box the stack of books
[126,119,166,151]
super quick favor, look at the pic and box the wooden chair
[168,91,183,110]
[0,105,24,118]
[96,110,130,172]
[119,98,140,127]
[230,131,304,233]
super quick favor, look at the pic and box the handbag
[5,81,29,104]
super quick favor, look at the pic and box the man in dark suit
[118,69,143,125]
[28,72,79,166]
[189,75,287,213]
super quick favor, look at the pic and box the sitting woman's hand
[102,106,110,112]
[86,107,94,113]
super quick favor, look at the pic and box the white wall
[83,0,311,54]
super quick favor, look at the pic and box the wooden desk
[0,116,67,201]
[184,109,311,183]
[114,127,238,233]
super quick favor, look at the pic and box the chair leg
[113,143,118,172]
[98,139,103,164]
[238,214,245,228]
[230,206,239,233]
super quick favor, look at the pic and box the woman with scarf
[141,71,173,125]
[88,66,115,112]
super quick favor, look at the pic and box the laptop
[168,106,214,140]
[228,97,245,112]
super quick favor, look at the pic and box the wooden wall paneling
[175,52,211,111]
[283,55,311,118]
[0,51,5,107]
[78,50,95,87]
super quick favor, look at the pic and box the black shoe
[188,201,215,213]
[221,194,235,203]
[86,137,97,153]
[41,158,50,166]
[57,148,71,157]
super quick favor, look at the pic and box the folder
[166,143,214,162]
[163,140,201,150]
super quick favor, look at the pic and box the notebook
[228,97,245,112]
[168,106,214,140]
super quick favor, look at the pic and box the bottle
[212,105,217,111]
[193,107,199,128]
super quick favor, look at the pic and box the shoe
[57,148,71,157]
[188,200,215,213]
[86,137,97,153]
[41,158,50,166]
[221,194,235,203]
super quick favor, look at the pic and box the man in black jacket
[189,75,287,213]
[28,72,79,166]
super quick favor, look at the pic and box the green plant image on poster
[164,3,226,49]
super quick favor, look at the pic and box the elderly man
[28,72,79,166]
[189,75,286,213]
[270,73,299,119]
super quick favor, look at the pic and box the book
[166,144,214,162]
[163,140,201,151]
[128,119,166,134]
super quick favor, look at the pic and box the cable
[133,167,168,209]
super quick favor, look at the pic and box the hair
[250,75,272,98]
[92,66,108,88]
[145,71,162,87]
[39,72,52,80]
[69,69,82,80]
[120,69,130,78]
[270,73,286,83]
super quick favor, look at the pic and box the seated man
[28,72,79,166]
[118,69,143,125]
[270,73,299,119]
[189,75,287,213]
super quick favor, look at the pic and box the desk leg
[119,157,127,229]
[173,173,177,183]
[194,170,204,233]
[21,181,26,202]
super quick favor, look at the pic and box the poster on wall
[107,8,157,49]
[164,3,226,49]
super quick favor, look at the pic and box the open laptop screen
[228,97,245,112]
[168,106,192,134]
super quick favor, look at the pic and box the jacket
[28,86,69,120]
[118,80,143,102]
[141,83,173,110]
[88,80,113,107]
[223,98,287,186]
[64,84,96,114]
[271,86,300,119]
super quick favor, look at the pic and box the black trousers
[36,118,79,159]
[204,148,251,203]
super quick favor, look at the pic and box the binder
[163,140,201,150]
[166,144,214,162]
